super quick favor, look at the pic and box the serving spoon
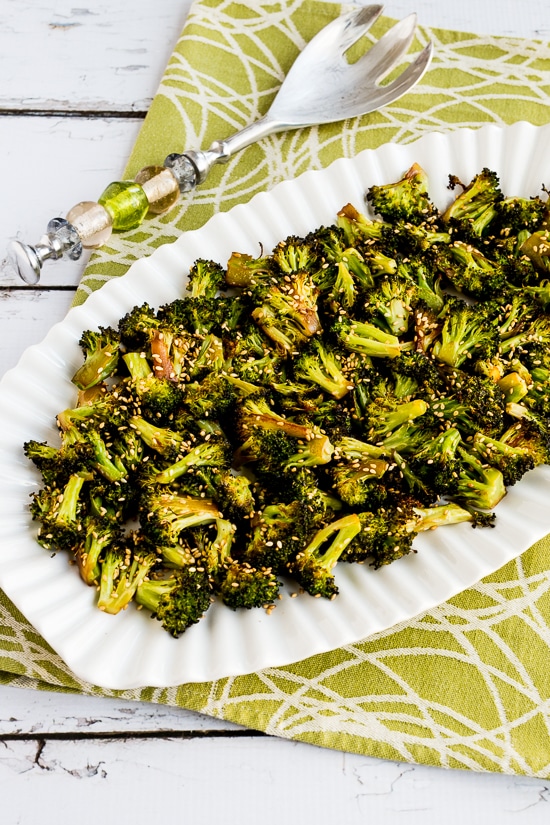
[8,5,433,284]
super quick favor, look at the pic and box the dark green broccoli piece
[330,458,390,509]
[271,235,320,276]
[333,318,403,359]
[24,438,93,487]
[187,258,225,300]
[293,339,352,399]
[471,432,535,487]
[123,351,184,423]
[431,298,499,368]
[243,501,307,571]
[407,427,462,497]
[312,225,375,308]
[218,561,280,610]
[75,518,123,586]
[30,472,90,552]
[452,447,507,512]
[362,273,419,336]
[287,513,362,598]
[71,326,120,391]
[153,436,233,485]
[136,567,212,636]
[441,241,508,300]
[335,202,386,245]
[363,397,430,446]
[348,500,477,569]
[140,490,221,547]
[367,163,438,223]
[129,415,185,459]
[496,195,548,235]
[184,373,237,420]
[441,168,502,239]
[225,250,275,288]
[519,228,550,276]
[96,534,156,615]
[251,272,321,354]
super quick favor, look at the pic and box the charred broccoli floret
[288,514,362,598]
[136,567,212,636]
[72,326,120,391]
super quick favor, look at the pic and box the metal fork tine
[335,4,384,54]
[356,13,418,81]
[371,42,433,106]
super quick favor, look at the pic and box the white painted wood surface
[1,1,550,822]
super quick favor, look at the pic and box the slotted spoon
[8,5,433,283]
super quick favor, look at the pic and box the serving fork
[8,5,433,284]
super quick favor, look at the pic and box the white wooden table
[1,1,550,821]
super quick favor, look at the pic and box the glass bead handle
[7,116,282,285]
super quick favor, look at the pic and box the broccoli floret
[184,373,237,420]
[496,195,548,235]
[288,514,362,598]
[431,298,499,368]
[441,241,509,300]
[271,235,320,276]
[129,415,185,459]
[312,225,375,308]
[251,272,321,354]
[335,202,385,245]
[97,535,156,614]
[187,258,225,300]
[500,419,550,467]
[293,339,352,399]
[333,318,403,359]
[123,351,184,423]
[154,436,232,485]
[366,163,437,223]
[225,251,275,288]
[218,561,280,610]
[140,490,221,547]
[364,397,430,446]
[75,518,123,586]
[24,438,93,487]
[136,567,212,636]
[351,499,477,569]
[407,427,462,497]
[471,432,535,486]
[30,472,90,552]
[519,229,550,275]
[362,273,419,336]
[452,447,507,512]
[432,372,506,438]
[118,302,164,351]
[442,168,502,239]
[243,502,305,571]
[331,458,390,509]
[499,312,550,358]
[71,326,120,391]
[397,258,445,313]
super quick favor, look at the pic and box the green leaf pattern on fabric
[3,0,550,777]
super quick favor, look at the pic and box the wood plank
[1,735,550,825]
[0,1,192,112]
[0,116,144,288]
[0,685,238,735]
[0,289,74,376]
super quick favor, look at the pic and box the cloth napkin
[3,0,550,778]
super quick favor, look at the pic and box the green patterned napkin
[3,0,550,778]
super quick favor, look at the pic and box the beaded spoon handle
[8,5,432,284]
